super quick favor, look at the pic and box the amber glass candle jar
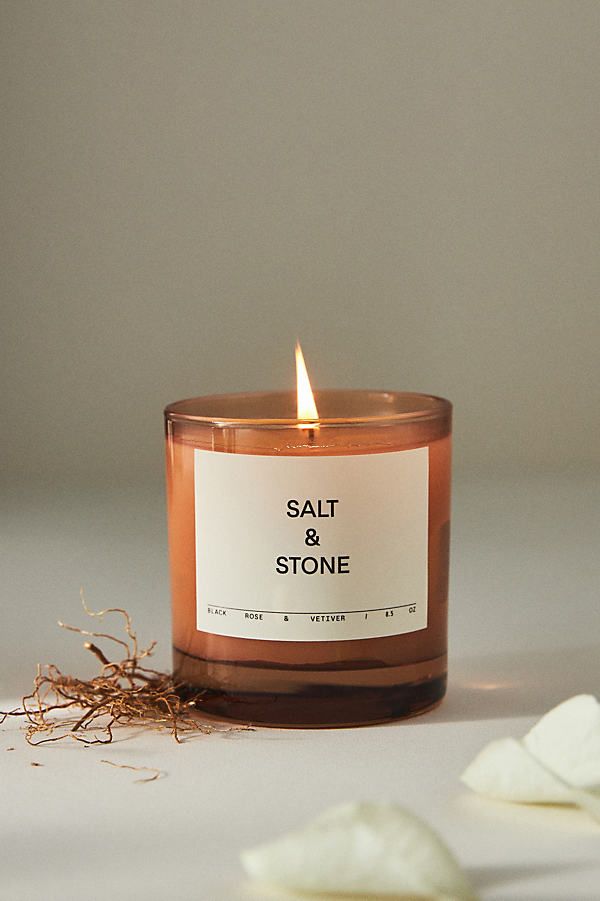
[165,390,451,727]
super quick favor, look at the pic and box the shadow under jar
[165,390,452,728]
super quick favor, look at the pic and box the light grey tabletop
[2,473,599,900]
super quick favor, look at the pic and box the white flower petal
[568,787,600,825]
[461,737,571,804]
[461,697,600,825]
[241,801,475,899]
[523,695,600,789]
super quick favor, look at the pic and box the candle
[165,347,451,727]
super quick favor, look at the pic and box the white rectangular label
[194,447,428,641]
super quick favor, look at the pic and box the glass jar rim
[164,389,451,428]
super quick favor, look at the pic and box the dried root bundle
[1,595,213,745]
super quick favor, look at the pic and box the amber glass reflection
[165,390,451,727]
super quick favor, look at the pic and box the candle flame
[295,342,319,422]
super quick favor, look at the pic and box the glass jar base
[173,647,446,728]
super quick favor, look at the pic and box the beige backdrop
[2,0,599,489]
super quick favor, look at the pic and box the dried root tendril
[0,591,220,746]
[100,759,164,782]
